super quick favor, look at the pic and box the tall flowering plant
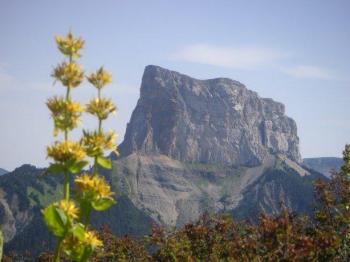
[43,32,117,262]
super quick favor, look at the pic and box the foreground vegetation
[2,145,349,261]
[83,146,350,261]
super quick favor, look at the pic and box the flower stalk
[43,32,117,261]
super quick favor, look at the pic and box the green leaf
[44,163,64,175]
[42,204,67,237]
[70,223,86,241]
[78,200,92,221]
[91,197,116,211]
[79,246,93,262]
[96,156,112,169]
[68,160,89,174]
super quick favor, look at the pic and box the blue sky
[0,0,349,170]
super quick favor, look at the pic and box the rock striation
[119,65,301,166]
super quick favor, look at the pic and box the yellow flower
[47,140,86,164]
[52,62,84,88]
[87,67,112,88]
[75,173,94,191]
[55,32,84,58]
[94,175,113,199]
[62,230,102,257]
[75,174,113,199]
[56,199,79,220]
[84,230,103,248]
[61,234,85,259]
[86,97,117,120]
[47,97,84,135]
[81,130,117,157]
[62,234,80,248]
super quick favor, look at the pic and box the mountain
[303,157,343,177]
[120,65,301,166]
[113,153,324,227]
[0,168,8,176]
[1,65,326,256]
[115,65,320,225]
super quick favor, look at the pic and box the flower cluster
[84,230,103,248]
[61,229,103,261]
[87,67,112,89]
[46,97,84,135]
[55,32,84,59]
[52,62,84,88]
[47,140,85,164]
[86,97,117,120]
[81,130,116,157]
[56,200,79,220]
[75,174,113,200]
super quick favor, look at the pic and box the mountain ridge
[303,157,343,177]
[0,168,8,176]
[119,65,301,166]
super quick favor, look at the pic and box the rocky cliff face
[119,65,301,166]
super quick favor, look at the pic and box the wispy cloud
[170,44,340,81]
[170,44,287,70]
[281,65,335,80]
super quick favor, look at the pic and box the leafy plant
[43,32,117,262]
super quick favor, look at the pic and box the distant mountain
[120,65,301,166]
[303,157,343,177]
[1,66,327,256]
[0,168,8,176]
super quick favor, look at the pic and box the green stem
[54,56,73,261]
[93,156,98,175]
[53,238,63,262]
[85,208,91,230]
[96,88,103,172]
[98,119,102,134]
[63,171,70,200]
[63,85,70,200]
[98,86,101,99]
[66,86,71,101]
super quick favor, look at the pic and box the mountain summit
[120,65,301,166]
